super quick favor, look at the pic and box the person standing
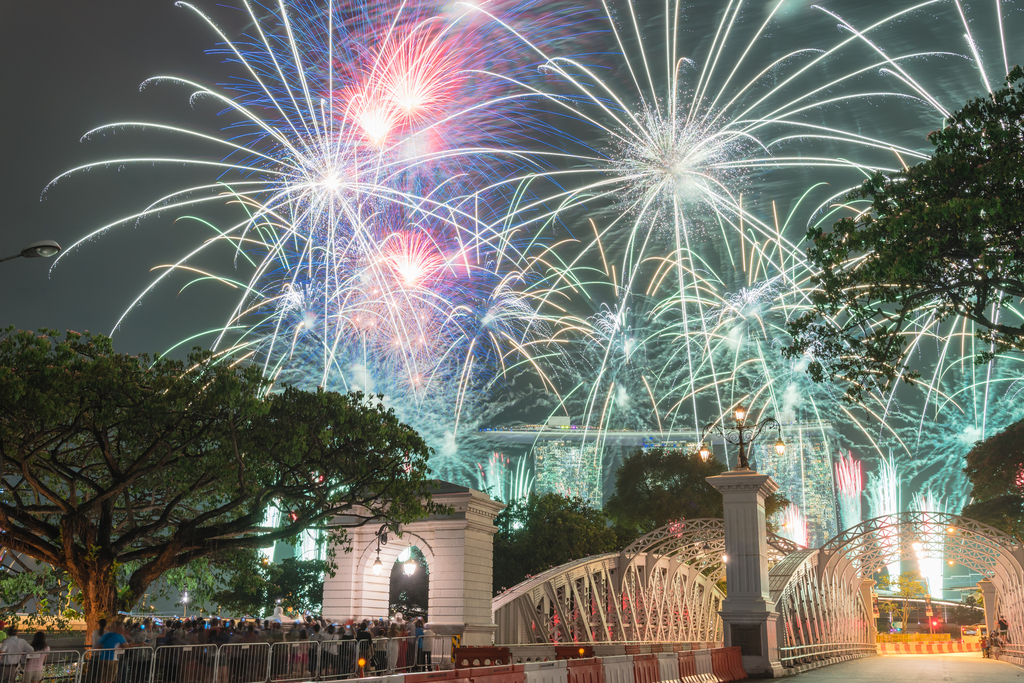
[22,632,49,683]
[0,628,33,683]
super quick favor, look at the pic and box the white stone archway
[322,482,504,645]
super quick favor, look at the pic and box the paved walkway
[795,652,1023,681]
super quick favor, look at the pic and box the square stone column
[861,579,878,644]
[978,579,998,638]
[706,469,784,678]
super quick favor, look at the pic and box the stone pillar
[706,470,784,679]
[978,579,998,638]
[322,482,503,645]
[861,579,878,645]
[426,487,504,645]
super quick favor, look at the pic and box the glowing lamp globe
[403,558,417,576]
[774,438,786,456]
[372,556,384,576]
[734,406,747,422]
[698,442,711,462]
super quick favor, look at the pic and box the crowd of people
[0,615,439,683]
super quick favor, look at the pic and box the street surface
[794,652,1023,681]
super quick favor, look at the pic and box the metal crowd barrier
[65,637,445,683]
[15,649,82,683]
[215,643,270,683]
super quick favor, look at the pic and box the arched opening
[389,546,429,620]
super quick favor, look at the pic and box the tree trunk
[79,573,124,647]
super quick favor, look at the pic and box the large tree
[961,416,1024,540]
[605,447,790,536]
[212,550,328,617]
[786,67,1024,401]
[0,329,436,639]
[492,493,617,595]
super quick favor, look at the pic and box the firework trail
[48,0,582,480]
[50,0,1024,502]
[836,451,863,531]
[868,450,901,580]
[779,504,808,548]
[911,489,948,598]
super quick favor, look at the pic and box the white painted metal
[493,519,798,645]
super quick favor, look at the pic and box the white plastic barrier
[523,659,568,683]
[601,655,635,683]
[656,653,681,683]
[691,650,715,683]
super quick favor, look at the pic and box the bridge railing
[779,642,877,667]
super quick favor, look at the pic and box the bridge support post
[707,470,784,678]
[861,579,877,645]
[978,579,998,639]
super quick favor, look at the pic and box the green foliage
[877,572,927,633]
[0,328,437,628]
[0,564,81,632]
[960,417,1024,540]
[212,549,327,617]
[786,67,1024,401]
[493,493,618,595]
[950,594,985,626]
[605,447,790,536]
[389,547,429,618]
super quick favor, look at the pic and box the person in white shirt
[0,628,34,683]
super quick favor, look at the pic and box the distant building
[533,440,603,506]
[752,422,840,547]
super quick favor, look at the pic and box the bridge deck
[796,653,1021,681]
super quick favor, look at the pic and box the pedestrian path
[795,652,1023,681]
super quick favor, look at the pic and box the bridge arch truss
[493,519,799,644]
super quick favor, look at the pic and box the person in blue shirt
[414,620,426,671]
[93,619,127,683]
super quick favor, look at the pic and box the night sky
[0,0,985,358]
[0,1,247,356]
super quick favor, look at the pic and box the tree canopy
[605,447,790,535]
[0,328,437,636]
[212,550,328,617]
[786,67,1024,401]
[492,493,617,595]
[961,416,1024,540]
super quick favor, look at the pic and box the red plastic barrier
[632,654,659,683]
[624,644,643,655]
[710,648,734,682]
[567,657,605,683]
[455,648,513,669]
[723,647,746,681]
[469,664,525,683]
[676,652,697,682]
[556,646,595,660]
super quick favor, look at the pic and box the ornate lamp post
[697,405,786,470]
[371,523,390,576]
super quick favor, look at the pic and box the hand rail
[778,642,876,665]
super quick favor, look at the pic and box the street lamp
[699,405,786,470]
[371,523,390,576]
[403,557,417,576]
[698,442,711,462]
[0,240,61,264]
